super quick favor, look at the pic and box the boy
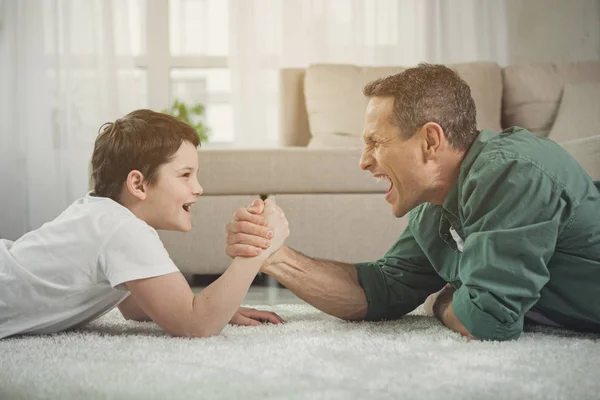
[0,109,288,339]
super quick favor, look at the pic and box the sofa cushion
[502,61,600,137]
[547,82,600,180]
[548,83,600,143]
[559,136,600,181]
[304,62,503,147]
[274,194,408,263]
[197,148,387,195]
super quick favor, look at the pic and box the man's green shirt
[355,127,600,340]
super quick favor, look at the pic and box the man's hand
[423,287,443,316]
[431,284,478,340]
[229,307,285,326]
[226,199,273,258]
[430,284,455,317]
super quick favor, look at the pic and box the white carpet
[1,304,600,400]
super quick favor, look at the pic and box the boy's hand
[226,199,273,258]
[260,198,290,257]
[229,307,285,326]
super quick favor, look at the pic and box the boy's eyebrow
[176,166,194,172]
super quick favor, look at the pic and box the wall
[506,0,600,64]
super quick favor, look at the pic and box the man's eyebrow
[364,133,379,142]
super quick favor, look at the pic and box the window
[135,0,232,145]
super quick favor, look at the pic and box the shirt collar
[438,128,499,246]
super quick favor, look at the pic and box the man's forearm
[432,286,476,339]
[261,246,368,320]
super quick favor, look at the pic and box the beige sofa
[159,60,600,276]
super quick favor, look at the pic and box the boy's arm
[124,254,269,337]
[123,198,288,338]
[118,295,152,322]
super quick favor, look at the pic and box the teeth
[374,175,389,182]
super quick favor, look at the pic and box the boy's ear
[126,170,147,200]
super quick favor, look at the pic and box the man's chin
[391,203,409,218]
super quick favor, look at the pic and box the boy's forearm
[189,255,267,336]
[261,246,368,320]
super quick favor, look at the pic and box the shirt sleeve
[453,156,569,341]
[98,219,180,289]
[355,210,446,321]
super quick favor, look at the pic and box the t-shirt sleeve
[97,220,180,289]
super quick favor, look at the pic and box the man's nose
[359,149,372,171]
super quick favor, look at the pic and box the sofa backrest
[502,60,600,138]
[279,60,600,146]
[279,62,503,147]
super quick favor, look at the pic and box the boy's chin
[150,221,192,232]
[178,224,192,232]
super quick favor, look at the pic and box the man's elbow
[339,306,369,321]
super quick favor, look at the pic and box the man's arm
[261,246,368,320]
[227,202,446,322]
[431,284,476,339]
[449,158,565,341]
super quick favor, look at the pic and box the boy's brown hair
[91,109,200,202]
[363,63,478,151]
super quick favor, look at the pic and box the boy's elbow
[171,322,222,339]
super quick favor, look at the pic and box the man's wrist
[260,246,288,272]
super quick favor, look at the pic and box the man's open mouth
[374,174,393,195]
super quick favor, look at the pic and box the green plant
[161,99,210,144]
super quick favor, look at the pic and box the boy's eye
[182,173,190,178]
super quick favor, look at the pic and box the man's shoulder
[473,127,577,177]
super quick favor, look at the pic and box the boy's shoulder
[62,194,136,225]
[50,193,153,246]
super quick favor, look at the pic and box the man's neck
[427,150,465,206]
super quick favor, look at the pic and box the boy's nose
[194,181,204,196]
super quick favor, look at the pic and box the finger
[234,208,267,226]
[226,232,271,249]
[232,315,262,326]
[244,310,284,324]
[276,206,285,217]
[226,244,263,257]
[264,197,277,210]
[228,221,273,238]
[268,311,286,324]
[247,199,265,215]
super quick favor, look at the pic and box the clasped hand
[225,198,289,259]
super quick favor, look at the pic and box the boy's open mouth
[182,202,194,212]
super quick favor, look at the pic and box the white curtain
[228,0,509,147]
[0,0,140,240]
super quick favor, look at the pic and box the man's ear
[125,170,147,201]
[420,122,445,158]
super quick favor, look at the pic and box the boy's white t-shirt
[0,194,179,339]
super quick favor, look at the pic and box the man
[225,64,600,341]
